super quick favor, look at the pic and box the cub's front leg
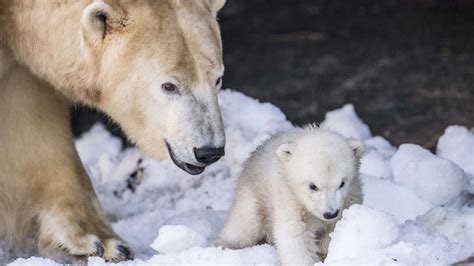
[273,219,320,265]
[0,65,132,262]
[272,201,320,265]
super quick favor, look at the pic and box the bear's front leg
[0,65,132,262]
[217,188,264,249]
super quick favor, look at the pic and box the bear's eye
[309,183,318,191]
[215,76,222,87]
[339,181,345,189]
[162,82,179,94]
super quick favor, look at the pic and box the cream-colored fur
[217,126,364,265]
[0,0,226,262]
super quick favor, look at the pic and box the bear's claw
[94,241,104,257]
[117,245,133,260]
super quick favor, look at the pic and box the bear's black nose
[323,210,339,220]
[194,146,225,165]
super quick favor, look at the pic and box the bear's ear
[208,0,226,15]
[277,143,295,158]
[81,1,123,44]
[347,138,365,158]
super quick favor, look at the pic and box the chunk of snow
[321,104,372,140]
[360,150,392,179]
[362,175,433,223]
[360,136,396,179]
[437,125,474,175]
[326,205,399,261]
[364,136,397,157]
[151,225,207,254]
[390,144,466,205]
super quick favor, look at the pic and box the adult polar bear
[0,0,226,262]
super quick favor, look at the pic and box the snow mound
[4,91,474,265]
[360,136,396,179]
[390,144,466,205]
[437,125,474,175]
[151,225,207,254]
[360,150,392,179]
[362,175,433,223]
[326,205,399,261]
[321,104,372,140]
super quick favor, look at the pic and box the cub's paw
[215,237,241,249]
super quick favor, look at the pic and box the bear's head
[77,0,226,174]
[277,128,364,221]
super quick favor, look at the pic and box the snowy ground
[4,90,474,265]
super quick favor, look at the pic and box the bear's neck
[1,1,94,102]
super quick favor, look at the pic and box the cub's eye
[161,82,179,94]
[339,181,345,189]
[309,183,318,191]
[215,76,222,87]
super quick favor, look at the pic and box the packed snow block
[321,104,372,140]
[151,225,207,254]
[437,125,474,175]
[362,175,433,223]
[390,144,466,206]
[326,205,399,261]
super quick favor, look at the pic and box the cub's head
[79,0,226,174]
[277,129,364,221]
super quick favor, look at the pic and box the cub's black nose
[323,210,339,220]
[194,146,225,165]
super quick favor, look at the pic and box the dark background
[72,0,474,149]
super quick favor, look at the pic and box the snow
[3,90,474,265]
[391,144,466,205]
[437,125,474,193]
[437,125,474,175]
[362,175,433,223]
[150,225,207,254]
[325,205,400,261]
[360,149,392,179]
[320,104,372,140]
[360,136,397,179]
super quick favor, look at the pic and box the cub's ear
[277,143,295,158]
[208,0,226,15]
[81,1,123,44]
[347,138,365,158]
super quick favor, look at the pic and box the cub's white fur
[217,126,364,265]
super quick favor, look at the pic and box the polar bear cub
[217,126,364,264]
